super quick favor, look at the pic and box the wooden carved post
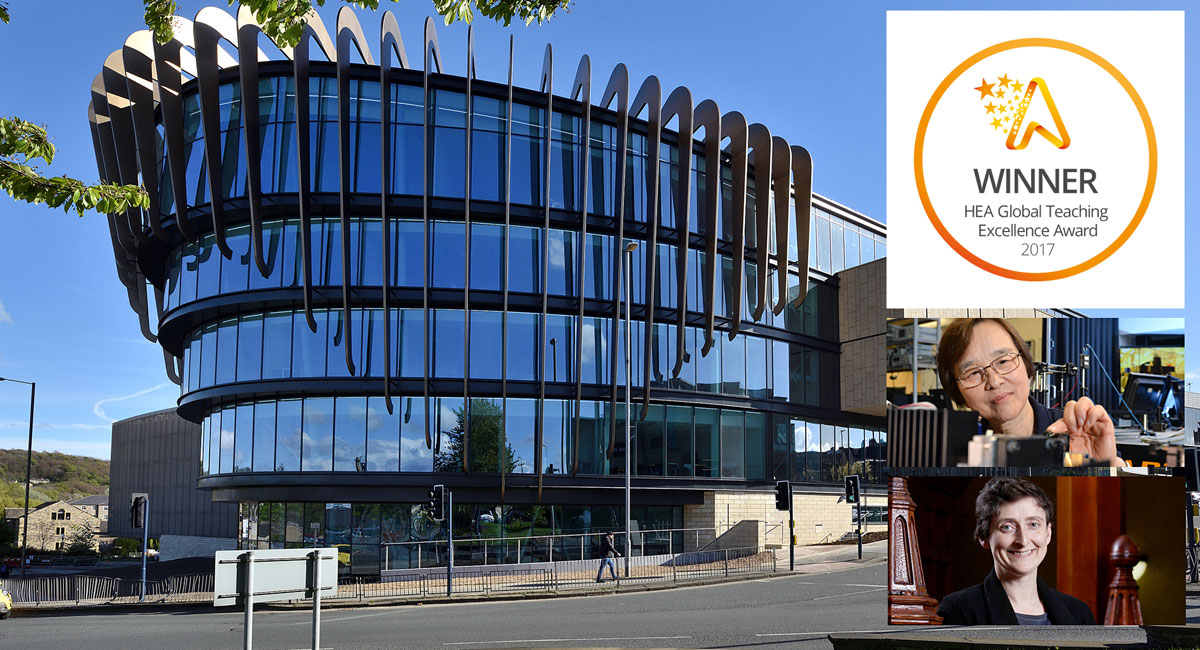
[1103,534,1143,625]
[888,476,942,624]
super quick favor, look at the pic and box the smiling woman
[934,318,1120,466]
[936,477,1096,625]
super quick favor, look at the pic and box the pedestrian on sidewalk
[596,531,621,582]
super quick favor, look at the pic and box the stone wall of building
[682,487,886,551]
[838,258,886,416]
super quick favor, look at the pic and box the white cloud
[92,383,172,423]
[0,300,12,325]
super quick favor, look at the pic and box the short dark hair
[935,318,1035,408]
[973,477,1054,542]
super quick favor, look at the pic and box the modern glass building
[90,7,887,575]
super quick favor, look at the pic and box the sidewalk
[9,542,884,615]
[774,539,887,574]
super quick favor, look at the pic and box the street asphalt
[0,562,1160,650]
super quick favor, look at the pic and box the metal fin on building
[569,54,591,478]
[379,10,410,416]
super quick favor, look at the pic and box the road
[0,565,1156,649]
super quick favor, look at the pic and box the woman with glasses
[934,318,1119,466]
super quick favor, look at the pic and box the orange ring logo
[913,38,1156,282]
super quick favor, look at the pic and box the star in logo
[985,102,997,114]
[1011,80,1024,93]
[974,78,996,99]
[997,73,1012,88]
[991,118,1003,130]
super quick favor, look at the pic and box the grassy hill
[0,449,108,511]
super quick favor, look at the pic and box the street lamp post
[0,377,35,580]
[623,240,638,577]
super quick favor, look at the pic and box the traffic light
[130,496,146,528]
[429,485,445,521]
[774,480,791,511]
[844,474,861,505]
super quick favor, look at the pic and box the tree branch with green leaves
[144,0,570,47]
[0,117,149,217]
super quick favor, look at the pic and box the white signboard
[214,548,337,607]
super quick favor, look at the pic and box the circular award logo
[914,38,1156,281]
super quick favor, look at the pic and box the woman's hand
[1046,397,1122,466]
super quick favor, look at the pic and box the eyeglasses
[956,352,1022,389]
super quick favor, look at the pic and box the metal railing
[0,546,773,608]
[379,527,719,570]
[1,573,214,606]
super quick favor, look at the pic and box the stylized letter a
[1006,77,1070,150]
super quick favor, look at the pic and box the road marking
[755,626,1011,637]
[811,587,886,600]
[444,636,691,645]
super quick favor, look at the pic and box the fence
[379,527,719,570]
[1,573,213,606]
[0,546,772,608]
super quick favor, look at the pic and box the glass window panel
[587,121,617,217]
[200,414,210,475]
[323,218,342,286]
[262,310,293,379]
[634,405,664,477]
[545,314,576,383]
[664,405,693,477]
[252,401,276,472]
[744,412,767,480]
[549,110,581,211]
[301,397,334,472]
[433,310,465,378]
[510,103,543,207]
[219,406,235,474]
[196,234,220,298]
[844,223,860,269]
[506,311,539,381]
[326,309,353,378]
[831,221,845,273]
[467,398,506,474]
[820,423,836,482]
[694,407,719,478]
[360,308,386,377]
[334,396,367,472]
[746,336,768,398]
[399,397,432,472]
[394,220,424,287]
[468,223,504,292]
[326,503,351,547]
[285,502,303,544]
[179,240,198,305]
[546,229,577,296]
[353,121,382,196]
[293,309,328,377]
[577,401,609,475]
[506,398,537,475]
[222,224,251,293]
[432,397,466,473]
[236,313,263,382]
[541,399,570,475]
[772,339,790,401]
[859,232,874,263]
[580,316,607,386]
[281,218,302,287]
[304,502,325,547]
[584,233,612,300]
[508,226,541,293]
[200,322,217,388]
[397,308,425,378]
[696,328,720,393]
[470,96,506,202]
[234,404,253,473]
[816,215,831,273]
[215,317,238,385]
[720,410,744,478]
[359,218,383,287]
[721,333,745,396]
[431,90,466,198]
[469,310,503,380]
[390,84,424,194]
[431,221,465,289]
[352,503,380,545]
[365,396,400,472]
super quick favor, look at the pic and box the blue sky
[0,0,1192,459]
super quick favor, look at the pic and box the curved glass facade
[92,13,887,577]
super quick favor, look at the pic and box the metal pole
[447,490,453,597]
[789,485,795,572]
[13,380,35,581]
[311,550,321,650]
[244,551,254,650]
[857,492,863,560]
[623,242,636,577]
[140,496,150,602]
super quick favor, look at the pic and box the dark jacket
[936,571,1097,625]
[980,396,1062,437]
[598,535,620,559]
